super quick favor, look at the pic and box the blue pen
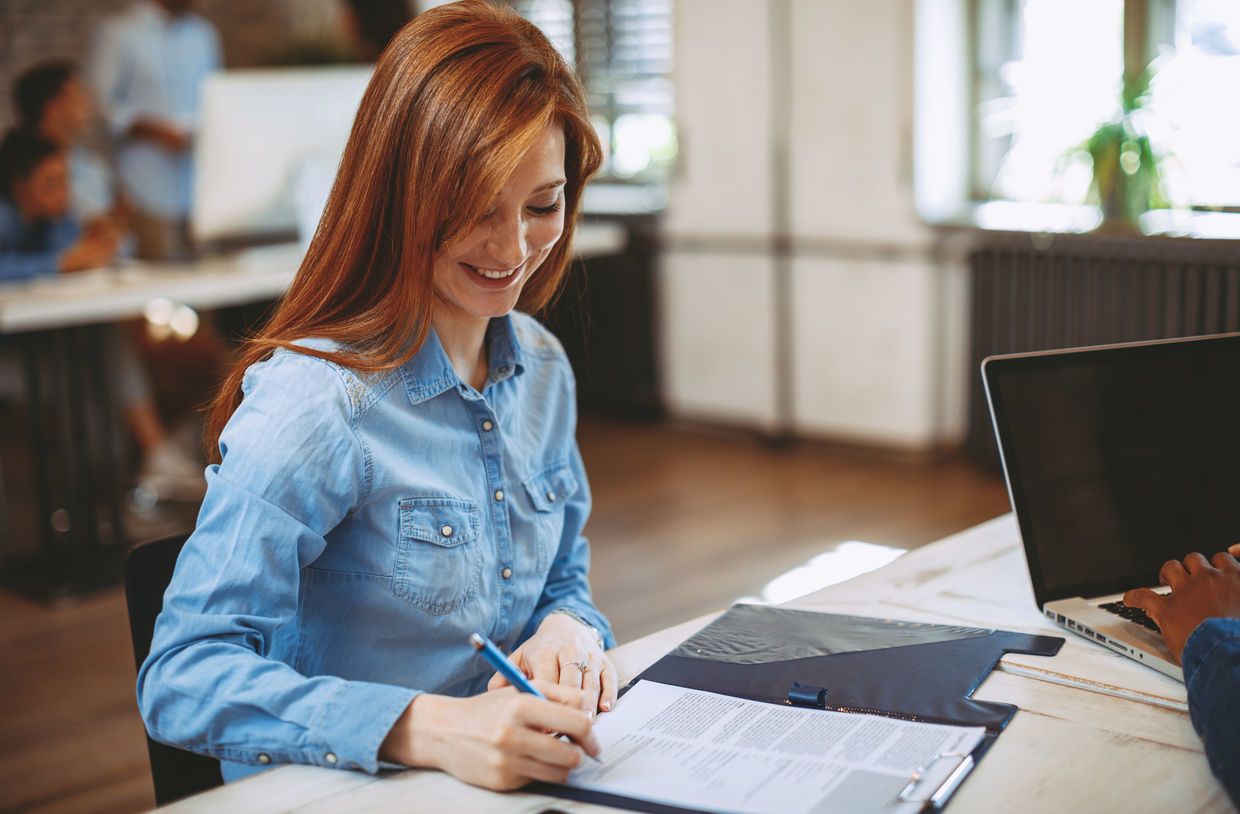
[469,632,602,763]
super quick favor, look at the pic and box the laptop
[982,333,1240,682]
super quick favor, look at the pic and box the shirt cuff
[1183,617,1240,682]
[312,680,420,773]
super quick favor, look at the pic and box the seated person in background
[1125,542,1240,807]
[13,59,121,226]
[0,128,204,502]
[0,129,116,280]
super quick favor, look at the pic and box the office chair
[123,533,224,806]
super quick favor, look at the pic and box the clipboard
[534,604,1064,813]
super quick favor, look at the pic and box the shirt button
[494,489,504,502]
[546,490,557,502]
[258,753,271,764]
[501,567,513,579]
[325,752,338,765]
[482,419,494,432]
[440,524,454,538]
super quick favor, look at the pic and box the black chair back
[124,533,224,806]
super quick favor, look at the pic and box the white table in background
[162,514,1231,813]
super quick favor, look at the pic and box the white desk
[162,514,1231,813]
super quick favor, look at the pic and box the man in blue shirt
[1126,543,1240,807]
[89,0,220,260]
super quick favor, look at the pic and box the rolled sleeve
[137,351,413,775]
[523,439,616,649]
[1183,617,1240,808]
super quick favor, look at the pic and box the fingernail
[588,709,595,719]
[601,700,612,711]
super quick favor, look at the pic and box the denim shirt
[1182,617,1240,807]
[137,312,615,782]
[0,198,79,282]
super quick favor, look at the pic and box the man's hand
[128,118,191,153]
[1124,543,1240,663]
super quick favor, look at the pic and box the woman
[138,1,616,791]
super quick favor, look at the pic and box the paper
[564,681,985,814]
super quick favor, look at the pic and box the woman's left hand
[487,613,617,715]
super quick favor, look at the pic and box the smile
[463,263,520,280]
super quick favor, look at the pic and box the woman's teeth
[468,264,518,280]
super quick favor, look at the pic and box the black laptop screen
[985,335,1240,605]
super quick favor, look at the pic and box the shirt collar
[401,315,527,406]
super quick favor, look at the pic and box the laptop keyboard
[1098,601,1161,633]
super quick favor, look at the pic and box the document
[564,681,985,814]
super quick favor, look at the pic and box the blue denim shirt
[137,312,615,782]
[1182,617,1240,807]
[0,198,79,282]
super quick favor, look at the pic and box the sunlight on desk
[738,541,906,605]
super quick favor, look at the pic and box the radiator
[966,233,1240,466]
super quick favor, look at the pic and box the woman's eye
[528,199,562,216]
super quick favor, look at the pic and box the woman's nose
[484,215,526,269]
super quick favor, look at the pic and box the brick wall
[0,0,344,133]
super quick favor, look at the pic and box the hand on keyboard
[1123,544,1240,664]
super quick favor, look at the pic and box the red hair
[204,1,602,461]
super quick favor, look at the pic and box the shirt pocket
[393,497,484,616]
[522,462,580,572]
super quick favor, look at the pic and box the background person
[138,2,615,791]
[0,127,204,502]
[1125,542,1240,807]
[13,60,119,225]
[89,0,219,261]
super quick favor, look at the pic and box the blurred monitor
[192,67,372,244]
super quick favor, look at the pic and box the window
[972,0,1238,211]
[510,0,676,183]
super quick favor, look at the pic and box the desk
[0,224,627,596]
[161,514,1230,813]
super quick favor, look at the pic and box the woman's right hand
[58,232,118,273]
[379,680,600,790]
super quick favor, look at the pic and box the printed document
[564,681,985,814]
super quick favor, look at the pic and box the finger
[1123,587,1168,623]
[1183,552,1212,575]
[519,688,599,754]
[1212,550,1239,571]
[525,648,560,684]
[1229,543,1240,557]
[557,655,589,711]
[1159,558,1188,590]
[598,657,619,713]
[487,670,507,691]
[506,754,574,786]
[507,725,586,770]
[580,655,602,716]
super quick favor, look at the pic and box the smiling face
[431,123,566,333]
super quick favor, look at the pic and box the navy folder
[536,603,1064,814]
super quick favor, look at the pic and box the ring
[577,661,591,674]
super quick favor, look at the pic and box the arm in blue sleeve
[521,373,616,649]
[0,250,61,282]
[137,351,417,773]
[89,22,140,137]
[1182,617,1240,808]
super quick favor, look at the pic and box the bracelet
[549,608,605,649]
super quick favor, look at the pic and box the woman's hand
[380,681,599,790]
[487,613,617,714]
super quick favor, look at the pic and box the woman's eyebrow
[530,178,567,194]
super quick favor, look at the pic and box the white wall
[659,0,969,450]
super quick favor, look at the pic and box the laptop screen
[983,334,1240,606]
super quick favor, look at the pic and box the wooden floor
[0,418,1010,814]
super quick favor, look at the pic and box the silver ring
[577,661,591,674]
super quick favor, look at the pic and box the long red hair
[204,0,602,461]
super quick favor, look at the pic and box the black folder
[536,603,1064,814]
